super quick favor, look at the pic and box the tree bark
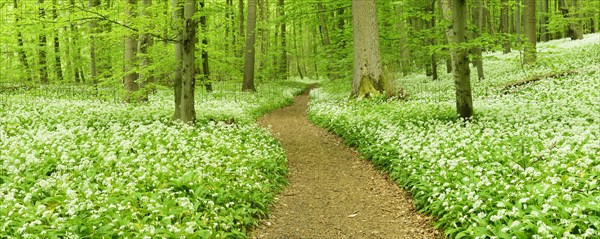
[238,0,245,57]
[351,0,392,98]
[38,0,49,83]
[397,4,411,76]
[523,0,537,65]
[89,0,100,84]
[242,0,257,92]
[441,0,474,119]
[51,0,63,81]
[13,0,32,81]
[200,0,213,92]
[124,0,141,102]
[541,0,550,41]
[317,3,332,79]
[139,0,154,94]
[473,0,484,81]
[501,0,511,53]
[173,0,184,120]
[178,0,197,124]
[278,0,288,79]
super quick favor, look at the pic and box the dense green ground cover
[0,81,305,238]
[309,34,600,238]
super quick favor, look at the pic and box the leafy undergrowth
[0,81,305,238]
[309,34,600,238]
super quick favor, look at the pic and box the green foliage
[308,35,600,238]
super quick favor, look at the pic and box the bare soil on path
[250,92,442,239]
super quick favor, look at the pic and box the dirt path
[250,93,442,239]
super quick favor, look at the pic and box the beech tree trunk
[397,4,411,76]
[51,0,63,81]
[351,0,392,98]
[139,0,154,93]
[441,0,474,119]
[523,0,537,65]
[501,0,511,53]
[541,0,550,41]
[242,0,257,91]
[473,0,484,81]
[38,0,49,83]
[173,0,183,120]
[89,0,100,84]
[178,0,197,123]
[13,0,32,81]
[123,0,141,102]
[278,0,287,79]
[238,0,245,57]
[200,0,213,92]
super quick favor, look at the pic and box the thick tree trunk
[500,0,511,53]
[173,0,183,120]
[242,0,257,92]
[123,0,141,102]
[38,0,49,83]
[200,0,212,92]
[351,0,392,98]
[429,2,438,81]
[51,0,63,81]
[523,0,537,65]
[179,0,197,124]
[441,0,474,119]
[278,0,287,79]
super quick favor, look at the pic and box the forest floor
[249,90,442,239]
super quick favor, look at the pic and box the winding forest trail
[250,92,442,239]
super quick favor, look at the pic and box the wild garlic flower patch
[0,82,303,238]
[309,35,600,238]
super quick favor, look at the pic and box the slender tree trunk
[51,0,63,81]
[501,0,511,53]
[541,0,550,41]
[429,2,438,81]
[69,0,83,83]
[516,0,521,43]
[89,0,100,84]
[200,0,212,92]
[179,0,197,123]
[139,0,154,94]
[567,0,583,39]
[38,0,49,83]
[473,0,484,81]
[397,4,411,76]
[124,0,141,102]
[351,0,393,98]
[173,0,183,120]
[13,0,32,81]
[441,0,474,119]
[293,20,304,79]
[524,0,537,65]
[238,0,245,57]
[317,3,332,79]
[278,0,287,79]
[242,0,257,92]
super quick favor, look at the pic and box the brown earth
[250,92,442,239]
